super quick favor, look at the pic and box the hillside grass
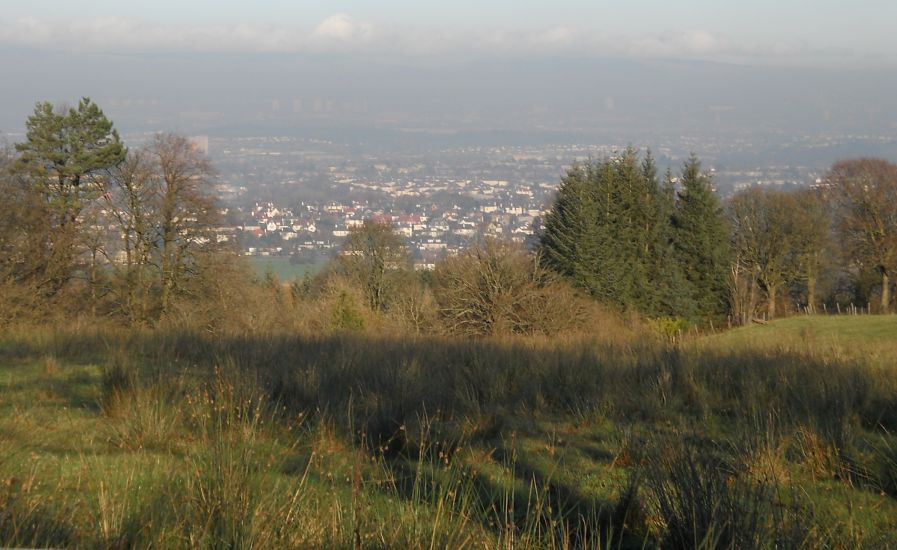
[1,316,897,548]
[707,314,897,347]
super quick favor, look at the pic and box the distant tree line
[539,150,897,324]
[2,98,894,333]
[0,98,614,337]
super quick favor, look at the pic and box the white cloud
[682,30,718,54]
[0,16,307,52]
[0,15,864,64]
[535,27,578,47]
[310,14,374,44]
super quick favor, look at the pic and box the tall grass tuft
[638,434,804,549]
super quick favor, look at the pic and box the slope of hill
[1,321,896,547]
[706,314,897,348]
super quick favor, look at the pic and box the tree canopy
[828,158,897,312]
[12,98,126,295]
[540,150,728,323]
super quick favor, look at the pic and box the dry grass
[1,316,897,548]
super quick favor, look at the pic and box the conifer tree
[16,98,125,227]
[540,163,598,285]
[614,148,651,309]
[14,98,125,295]
[542,151,658,310]
[671,155,731,321]
[541,150,729,321]
[588,158,633,306]
[644,161,691,317]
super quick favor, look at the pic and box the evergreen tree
[541,157,634,307]
[14,98,125,294]
[613,148,651,309]
[541,151,658,310]
[671,155,731,322]
[540,163,599,286]
[541,150,729,321]
[586,158,631,305]
[16,98,125,227]
[640,159,688,317]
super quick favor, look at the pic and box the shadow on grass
[4,327,897,547]
[1,373,101,412]
[376,436,650,549]
[5,328,897,441]
[0,497,76,549]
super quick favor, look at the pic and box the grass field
[708,314,897,346]
[1,316,897,548]
[248,256,328,281]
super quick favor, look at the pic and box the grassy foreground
[1,316,897,548]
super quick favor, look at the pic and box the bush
[432,239,594,337]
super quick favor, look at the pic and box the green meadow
[2,316,896,548]
[248,257,328,282]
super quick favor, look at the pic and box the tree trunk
[883,271,891,313]
[807,275,816,315]
[90,249,98,317]
[160,245,171,315]
[747,268,758,325]
[767,283,777,320]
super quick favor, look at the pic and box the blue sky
[1,1,893,65]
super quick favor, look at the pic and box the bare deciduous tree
[828,158,897,312]
[728,188,798,320]
[789,188,832,312]
[100,134,220,321]
[100,150,157,322]
[149,134,219,315]
[335,221,410,312]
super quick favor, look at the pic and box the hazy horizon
[2,3,896,165]
[4,2,896,65]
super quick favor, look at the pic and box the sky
[1,1,895,66]
[2,0,895,144]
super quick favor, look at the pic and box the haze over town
[2,1,896,266]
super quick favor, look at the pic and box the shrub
[432,239,593,337]
[331,290,366,331]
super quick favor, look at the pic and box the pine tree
[16,98,125,226]
[14,98,125,294]
[639,155,687,317]
[609,150,637,304]
[671,155,731,322]
[541,150,729,321]
[655,168,695,318]
[540,163,597,283]
[542,152,655,310]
